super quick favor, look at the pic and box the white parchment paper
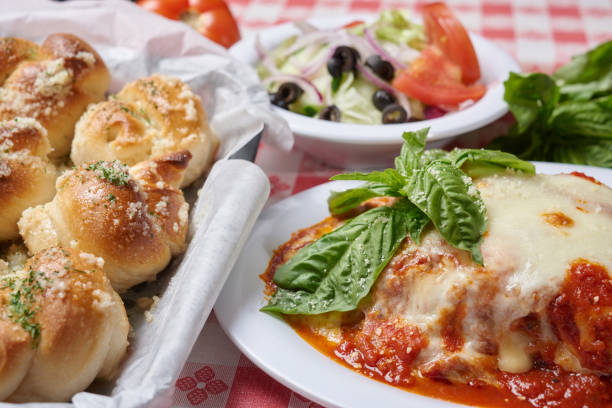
[0,0,289,406]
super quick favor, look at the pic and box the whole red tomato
[137,0,241,48]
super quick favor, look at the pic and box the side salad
[488,40,612,168]
[262,129,534,315]
[257,3,486,125]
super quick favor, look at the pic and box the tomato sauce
[262,212,612,408]
[548,260,612,372]
[288,317,612,408]
[570,171,604,186]
[440,303,467,353]
[335,316,427,386]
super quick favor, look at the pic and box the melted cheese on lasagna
[264,173,612,407]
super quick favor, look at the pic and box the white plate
[215,162,612,408]
[230,14,520,168]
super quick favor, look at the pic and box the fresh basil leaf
[549,139,612,168]
[420,148,449,166]
[395,129,429,177]
[504,72,559,133]
[262,205,409,315]
[448,148,536,177]
[553,40,612,100]
[487,121,554,160]
[549,95,612,139]
[556,71,612,102]
[331,168,405,191]
[395,199,430,244]
[328,183,400,215]
[402,161,487,264]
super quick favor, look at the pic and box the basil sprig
[261,205,410,315]
[263,129,533,315]
[488,41,612,168]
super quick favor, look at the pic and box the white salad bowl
[231,14,520,168]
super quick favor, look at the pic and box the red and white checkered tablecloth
[173,1,612,407]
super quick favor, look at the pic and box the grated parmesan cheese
[34,58,73,98]
[79,251,105,269]
[144,295,160,323]
[126,201,143,220]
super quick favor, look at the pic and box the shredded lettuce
[374,10,426,49]
[257,9,426,124]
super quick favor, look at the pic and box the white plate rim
[215,162,612,408]
[230,14,521,146]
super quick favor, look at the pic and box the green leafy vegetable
[401,161,486,264]
[374,10,426,49]
[488,41,612,168]
[553,40,612,101]
[263,129,535,316]
[328,184,400,216]
[395,128,428,176]
[331,168,405,191]
[447,149,536,177]
[1,270,48,347]
[261,205,409,315]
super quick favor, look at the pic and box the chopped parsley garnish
[1,270,49,347]
[86,161,130,187]
[145,80,158,96]
[107,193,117,202]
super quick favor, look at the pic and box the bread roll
[0,247,129,402]
[0,34,110,157]
[0,118,56,242]
[19,153,191,291]
[71,74,218,187]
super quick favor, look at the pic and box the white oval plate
[215,162,612,408]
[230,14,520,168]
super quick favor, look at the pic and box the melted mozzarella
[309,173,612,379]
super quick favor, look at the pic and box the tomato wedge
[137,0,241,48]
[342,20,365,29]
[392,47,486,107]
[422,2,480,84]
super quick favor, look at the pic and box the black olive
[327,57,343,78]
[381,103,407,124]
[271,98,289,109]
[329,46,360,76]
[319,105,341,122]
[365,55,395,81]
[372,89,396,111]
[273,82,303,105]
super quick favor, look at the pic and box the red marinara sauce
[570,171,604,186]
[549,260,612,372]
[262,210,612,407]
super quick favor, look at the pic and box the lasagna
[262,172,612,407]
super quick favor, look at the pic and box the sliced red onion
[363,28,407,70]
[357,64,412,120]
[395,92,413,120]
[356,63,396,94]
[280,31,336,58]
[343,32,377,60]
[300,42,341,78]
[263,74,323,104]
[255,35,280,75]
